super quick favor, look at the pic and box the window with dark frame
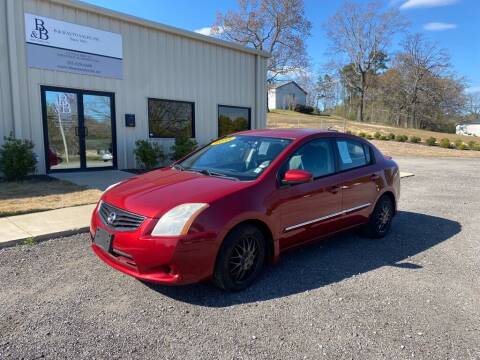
[148,98,195,138]
[218,105,251,137]
[335,139,371,171]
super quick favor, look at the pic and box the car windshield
[178,135,292,181]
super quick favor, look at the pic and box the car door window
[336,139,370,171]
[286,139,335,178]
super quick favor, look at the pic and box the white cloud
[400,0,458,10]
[466,86,480,94]
[194,27,213,36]
[194,26,224,37]
[423,22,457,31]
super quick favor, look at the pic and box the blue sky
[83,0,480,92]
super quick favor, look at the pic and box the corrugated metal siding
[0,0,14,142]
[6,0,267,173]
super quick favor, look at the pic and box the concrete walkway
[0,204,96,248]
[51,170,133,191]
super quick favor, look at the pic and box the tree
[212,0,311,82]
[316,74,337,111]
[465,92,480,120]
[324,1,406,121]
[395,33,450,128]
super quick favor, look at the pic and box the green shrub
[365,134,374,140]
[134,140,165,170]
[439,138,451,149]
[358,132,367,138]
[458,143,468,150]
[170,134,198,161]
[294,104,314,114]
[409,136,421,144]
[454,139,463,149]
[395,134,408,142]
[468,141,477,149]
[0,134,37,181]
[388,133,396,140]
[473,145,480,151]
[426,137,436,146]
[373,131,382,139]
[379,135,389,141]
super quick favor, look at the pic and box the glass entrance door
[41,87,116,172]
[43,90,81,170]
[83,94,114,168]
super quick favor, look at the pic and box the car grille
[98,201,145,231]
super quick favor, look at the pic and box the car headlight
[151,203,209,236]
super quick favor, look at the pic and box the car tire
[364,195,394,239]
[213,223,266,291]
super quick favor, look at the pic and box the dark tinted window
[286,139,335,178]
[148,98,194,138]
[218,105,250,137]
[336,139,370,170]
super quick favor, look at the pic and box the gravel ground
[1,157,479,360]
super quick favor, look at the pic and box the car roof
[235,128,338,140]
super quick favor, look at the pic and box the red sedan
[91,129,400,291]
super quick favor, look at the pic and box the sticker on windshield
[337,141,353,164]
[211,137,236,146]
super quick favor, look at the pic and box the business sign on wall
[24,13,123,79]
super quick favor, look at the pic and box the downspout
[6,0,22,138]
[254,54,258,130]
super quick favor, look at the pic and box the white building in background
[456,122,480,136]
[268,81,307,110]
[0,0,269,174]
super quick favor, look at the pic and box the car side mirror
[282,169,313,185]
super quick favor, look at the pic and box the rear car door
[276,138,343,249]
[334,138,379,226]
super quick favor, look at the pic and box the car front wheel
[213,224,266,291]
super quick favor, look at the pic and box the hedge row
[346,131,480,151]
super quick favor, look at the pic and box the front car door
[276,138,343,250]
[334,138,379,227]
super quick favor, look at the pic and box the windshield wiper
[172,163,185,171]
[196,168,239,181]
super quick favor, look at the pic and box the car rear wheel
[364,195,394,238]
[213,224,266,291]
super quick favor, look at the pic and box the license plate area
[94,227,113,253]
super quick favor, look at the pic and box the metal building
[0,0,269,174]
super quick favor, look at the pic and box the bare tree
[465,92,480,120]
[324,0,406,121]
[395,33,450,128]
[212,0,311,83]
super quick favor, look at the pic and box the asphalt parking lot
[1,157,479,360]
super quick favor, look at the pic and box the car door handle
[370,174,380,181]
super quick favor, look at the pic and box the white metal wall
[275,82,307,110]
[2,0,268,173]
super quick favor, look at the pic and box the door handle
[370,174,380,181]
[75,126,79,136]
[84,127,89,137]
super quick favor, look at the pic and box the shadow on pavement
[144,211,460,307]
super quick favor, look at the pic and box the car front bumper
[90,207,218,285]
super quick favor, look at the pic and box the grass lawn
[0,176,102,218]
[268,110,480,158]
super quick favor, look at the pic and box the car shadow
[143,211,461,307]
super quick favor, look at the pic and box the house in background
[456,121,480,136]
[268,81,307,110]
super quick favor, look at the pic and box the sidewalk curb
[0,227,90,250]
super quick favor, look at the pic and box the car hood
[102,168,251,218]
